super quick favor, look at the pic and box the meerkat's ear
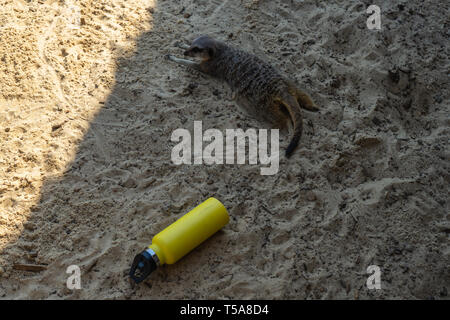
[207,48,215,57]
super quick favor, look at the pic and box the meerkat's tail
[285,121,303,158]
[279,93,303,158]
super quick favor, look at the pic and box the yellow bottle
[129,197,229,283]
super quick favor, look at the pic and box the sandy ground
[0,0,449,299]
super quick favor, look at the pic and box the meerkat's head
[184,36,218,61]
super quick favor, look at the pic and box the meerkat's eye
[191,47,201,53]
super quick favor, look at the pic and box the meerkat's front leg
[165,54,201,70]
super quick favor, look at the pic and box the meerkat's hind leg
[295,87,319,112]
[287,81,319,112]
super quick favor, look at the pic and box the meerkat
[166,35,318,157]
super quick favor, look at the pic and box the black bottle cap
[129,250,158,284]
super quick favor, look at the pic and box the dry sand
[0,0,449,299]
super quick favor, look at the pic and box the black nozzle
[129,250,157,284]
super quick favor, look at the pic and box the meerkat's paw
[166,55,201,69]
[173,41,190,49]
[304,102,320,112]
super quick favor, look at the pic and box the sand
[0,0,449,299]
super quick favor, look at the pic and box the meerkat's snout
[183,46,198,57]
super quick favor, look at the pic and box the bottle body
[149,197,229,265]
